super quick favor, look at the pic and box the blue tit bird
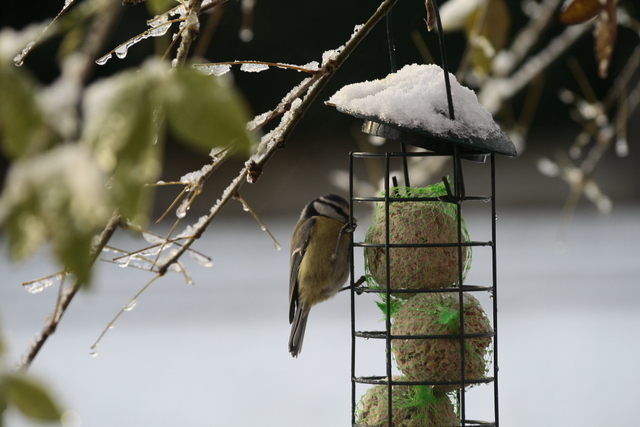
[289,194,354,357]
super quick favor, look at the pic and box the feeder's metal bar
[353,195,492,203]
[386,10,397,73]
[355,424,485,427]
[355,240,491,249]
[383,153,393,427]
[353,375,495,387]
[491,153,500,426]
[400,143,411,188]
[353,284,495,295]
[432,0,455,121]
[453,146,468,423]
[349,152,357,427]
[354,330,495,340]
[351,150,448,158]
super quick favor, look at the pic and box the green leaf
[4,375,62,422]
[0,144,113,285]
[82,65,163,226]
[0,65,56,158]
[161,66,254,155]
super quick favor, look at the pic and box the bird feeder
[326,4,516,426]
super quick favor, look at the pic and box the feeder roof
[326,63,516,157]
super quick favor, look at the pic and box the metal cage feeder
[329,4,516,425]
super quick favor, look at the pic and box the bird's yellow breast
[297,216,350,305]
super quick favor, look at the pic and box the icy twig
[89,274,162,356]
[95,18,183,66]
[174,0,204,66]
[155,147,234,226]
[195,60,319,75]
[18,213,123,371]
[13,0,80,66]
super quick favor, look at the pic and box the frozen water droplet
[117,256,132,268]
[242,204,250,212]
[274,242,282,251]
[124,300,138,311]
[176,198,190,218]
[115,44,129,59]
[95,53,112,65]
[13,42,35,67]
[149,22,171,37]
[89,349,99,357]
[189,251,213,267]
[260,225,266,231]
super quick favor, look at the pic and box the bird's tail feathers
[289,307,309,358]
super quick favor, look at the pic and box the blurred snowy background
[2,0,640,426]
[2,200,639,426]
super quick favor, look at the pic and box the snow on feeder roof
[327,63,516,157]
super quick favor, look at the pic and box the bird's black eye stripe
[302,203,319,218]
[316,195,349,220]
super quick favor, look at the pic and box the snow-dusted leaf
[0,65,56,158]
[0,144,112,285]
[82,63,164,226]
[161,66,254,155]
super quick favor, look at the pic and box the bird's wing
[289,217,315,324]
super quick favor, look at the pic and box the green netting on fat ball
[364,182,472,301]
[356,379,460,427]
[391,293,492,393]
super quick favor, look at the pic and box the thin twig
[18,213,123,371]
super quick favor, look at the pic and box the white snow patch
[240,62,269,73]
[327,63,502,141]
